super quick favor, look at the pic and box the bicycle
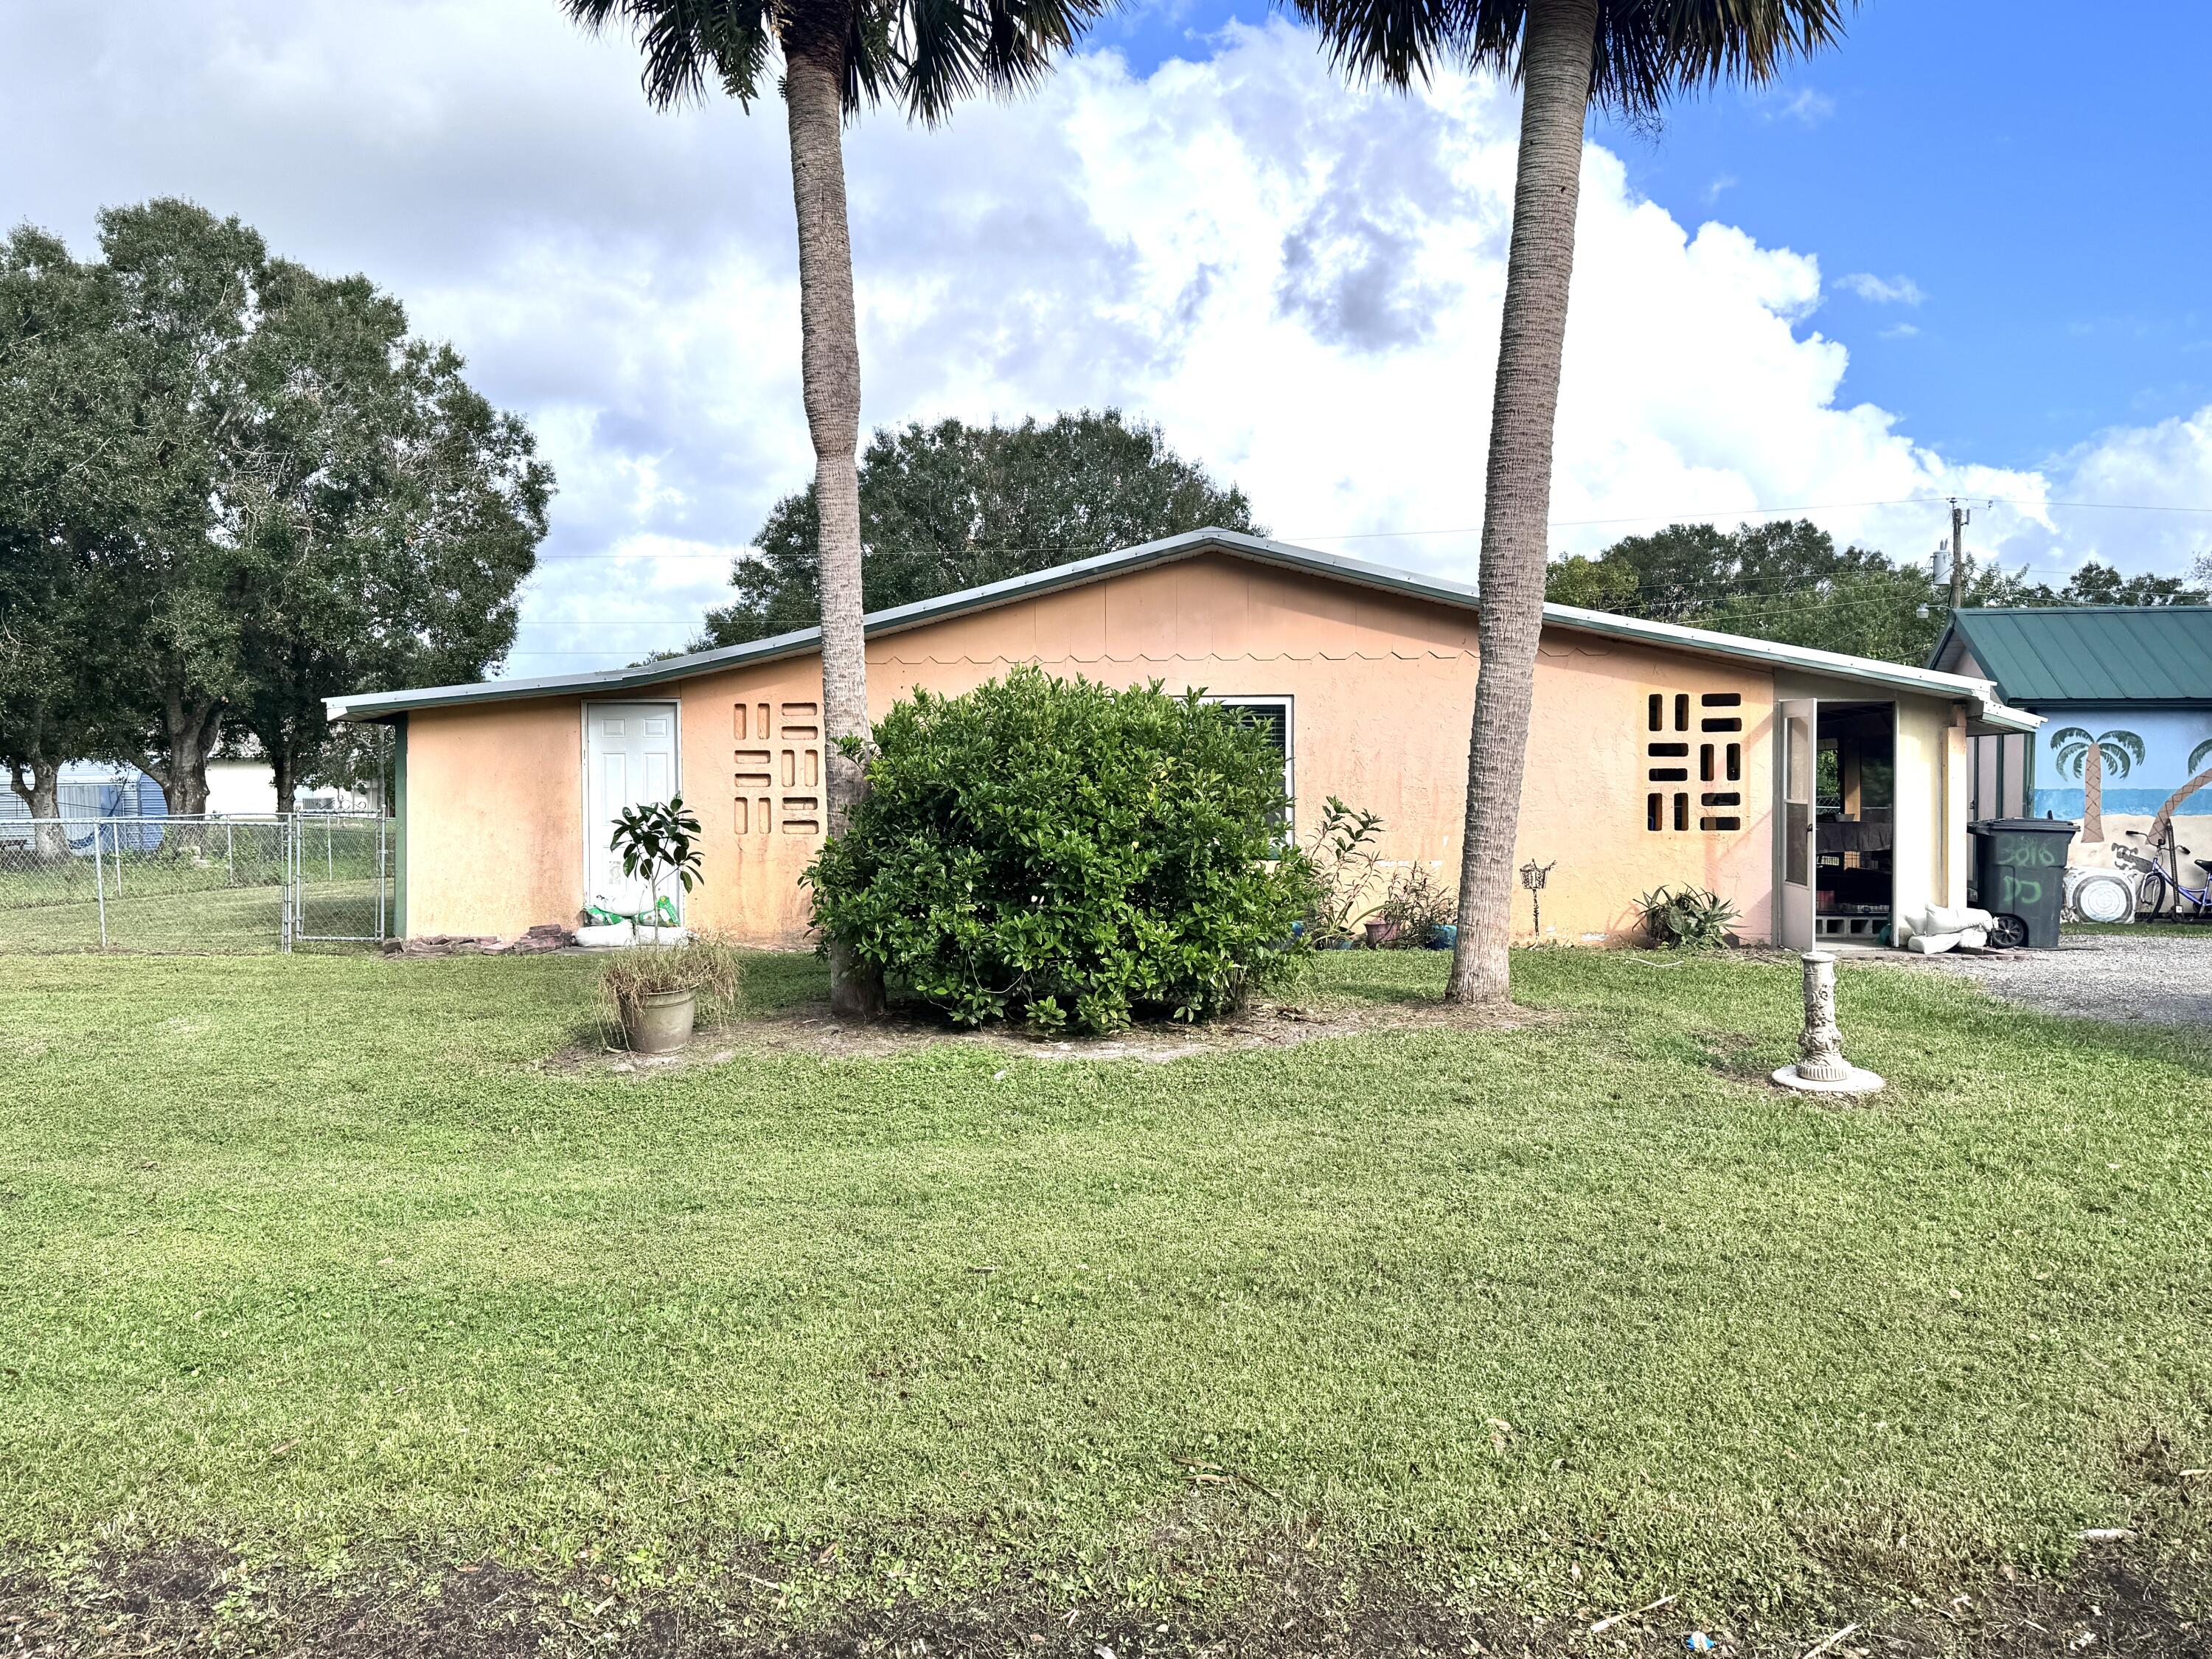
[2118,826,2212,919]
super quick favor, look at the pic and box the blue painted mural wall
[2031,704,2212,818]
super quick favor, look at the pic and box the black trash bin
[1967,818,2079,947]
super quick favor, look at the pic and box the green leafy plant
[599,931,745,1040]
[608,795,703,929]
[1300,796,1387,942]
[1377,863,1454,948]
[1635,884,1740,952]
[807,666,1315,1034]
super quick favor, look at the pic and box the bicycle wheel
[2138,866,2174,919]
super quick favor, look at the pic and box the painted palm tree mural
[2149,734,2212,848]
[2049,726,2147,843]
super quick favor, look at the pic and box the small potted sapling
[600,796,741,1053]
[611,795,702,945]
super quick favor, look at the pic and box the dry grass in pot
[597,931,745,1039]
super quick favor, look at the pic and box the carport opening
[1815,703,1894,942]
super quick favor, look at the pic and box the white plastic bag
[574,919,635,949]
[1921,904,1993,936]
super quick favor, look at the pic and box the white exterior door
[1777,698,1818,951]
[585,703,679,917]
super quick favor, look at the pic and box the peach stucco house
[328,531,2039,952]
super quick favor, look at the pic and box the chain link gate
[0,813,394,953]
[284,813,393,948]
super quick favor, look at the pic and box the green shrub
[1376,863,1454,947]
[808,667,1315,1033]
[1298,796,1386,942]
[1635,883,1741,950]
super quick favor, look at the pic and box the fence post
[377,815,388,942]
[280,815,293,954]
[226,821,234,887]
[93,821,108,949]
[326,815,333,880]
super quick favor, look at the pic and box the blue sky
[1096,0,2212,474]
[4,1,2208,672]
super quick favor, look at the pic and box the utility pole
[1947,496,1972,611]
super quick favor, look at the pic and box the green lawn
[0,877,386,953]
[0,822,389,953]
[3,947,2208,1648]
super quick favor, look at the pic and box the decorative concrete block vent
[386,923,576,957]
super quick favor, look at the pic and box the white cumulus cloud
[1,1,2202,675]
[1839,272,1927,306]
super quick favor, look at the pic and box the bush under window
[809,667,1315,1033]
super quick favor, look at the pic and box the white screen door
[585,703,679,917]
[1777,698,1818,950]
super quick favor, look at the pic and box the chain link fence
[0,815,395,954]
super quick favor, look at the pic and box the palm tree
[2148,734,2212,852]
[1286,0,1848,1006]
[563,0,1106,1015]
[2048,726,2145,844]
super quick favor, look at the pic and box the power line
[524,491,2212,561]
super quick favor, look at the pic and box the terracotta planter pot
[1364,919,1402,947]
[624,987,696,1054]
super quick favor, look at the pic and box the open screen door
[1777,699,1817,950]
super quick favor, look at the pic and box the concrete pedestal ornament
[1772,950,1883,1094]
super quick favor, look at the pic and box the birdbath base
[1770,1062,1885,1095]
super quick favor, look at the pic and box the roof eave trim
[1540,601,2008,703]
[325,625,830,720]
[327,527,2023,720]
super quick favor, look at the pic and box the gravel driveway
[1927,930,2212,1026]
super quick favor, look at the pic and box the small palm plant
[2048,727,2145,843]
[609,794,703,939]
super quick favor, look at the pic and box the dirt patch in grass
[4,1534,2204,1658]
[1692,1029,1778,1086]
[545,988,1555,1074]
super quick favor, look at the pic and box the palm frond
[893,0,1113,124]
[2188,735,2212,776]
[560,0,779,109]
[1280,0,1851,113]
[563,0,1107,118]
[2048,728,2090,780]
[2101,729,2146,773]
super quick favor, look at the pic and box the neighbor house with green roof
[1929,607,2212,866]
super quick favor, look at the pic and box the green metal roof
[1931,608,2212,703]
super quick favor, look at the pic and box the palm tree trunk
[2150,768,2212,852]
[1444,0,1598,1009]
[783,42,883,1019]
[2081,745,2103,843]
